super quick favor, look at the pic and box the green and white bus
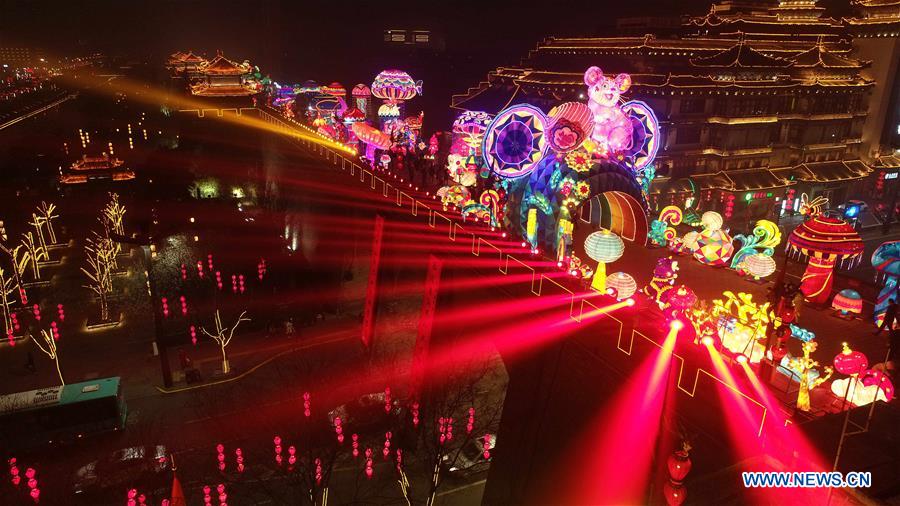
[0,377,127,451]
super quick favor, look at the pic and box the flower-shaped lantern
[742,253,777,280]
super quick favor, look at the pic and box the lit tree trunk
[0,268,14,337]
[202,310,249,375]
[32,327,64,385]
[20,232,44,280]
[38,202,58,245]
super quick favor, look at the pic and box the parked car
[327,392,403,433]
[72,445,169,496]
[443,434,496,476]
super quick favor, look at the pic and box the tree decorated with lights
[81,233,116,322]
[0,266,15,338]
[27,214,49,255]
[101,192,126,237]
[790,341,834,412]
[19,232,47,280]
[35,202,59,245]
[31,325,64,385]
[202,310,249,374]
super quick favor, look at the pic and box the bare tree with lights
[20,232,47,280]
[35,202,59,245]
[100,193,126,267]
[31,326,64,385]
[0,266,15,337]
[202,310,250,375]
[81,233,116,322]
[28,214,49,254]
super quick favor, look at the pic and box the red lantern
[667,448,692,483]
[833,343,868,376]
[663,481,687,506]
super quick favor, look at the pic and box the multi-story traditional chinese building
[166,51,207,78]
[59,154,135,185]
[452,0,897,229]
[188,51,259,98]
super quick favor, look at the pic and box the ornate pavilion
[188,51,259,98]
[59,154,135,185]
[166,51,207,77]
[452,0,899,229]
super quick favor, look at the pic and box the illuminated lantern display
[833,342,868,376]
[730,220,781,270]
[649,206,683,247]
[546,102,593,153]
[871,240,900,329]
[787,214,863,305]
[235,448,244,473]
[320,82,346,98]
[606,272,637,300]
[741,253,777,280]
[643,257,679,306]
[584,230,624,292]
[860,369,894,402]
[351,84,371,117]
[692,211,733,267]
[482,104,549,178]
[789,341,834,412]
[831,289,862,317]
[371,69,421,103]
[435,185,470,209]
[352,122,392,161]
[452,110,492,155]
[664,442,692,506]
[712,291,770,363]
[664,285,697,320]
[583,66,634,153]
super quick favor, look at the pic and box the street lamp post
[110,230,173,388]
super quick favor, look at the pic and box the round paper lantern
[832,289,863,315]
[833,343,868,375]
[482,104,549,178]
[547,102,593,153]
[743,253,776,279]
[584,230,624,263]
[701,211,724,232]
[606,272,636,300]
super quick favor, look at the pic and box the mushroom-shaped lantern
[871,240,900,328]
[832,289,863,316]
[584,230,624,292]
[606,272,637,300]
[787,215,864,305]
[452,111,493,154]
[321,82,346,98]
[372,69,421,103]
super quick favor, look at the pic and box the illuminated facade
[166,51,207,77]
[452,0,894,227]
[60,154,135,185]
[189,52,258,97]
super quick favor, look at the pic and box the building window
[680,98,704,114]
[676,125,701,145]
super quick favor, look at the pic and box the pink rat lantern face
[584,66,631,107]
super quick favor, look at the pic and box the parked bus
[0,377,127,451]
